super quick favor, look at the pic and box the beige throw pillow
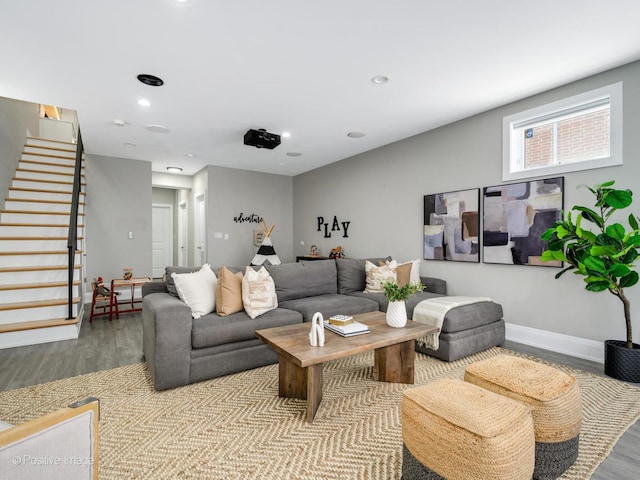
[242,266,278,319]
[216,266,244,316]
[364,260,397,293]
[171,264,217,319]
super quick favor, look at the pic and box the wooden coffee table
[255,311,438,422]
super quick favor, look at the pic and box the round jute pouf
[402,378,535,480]
[464,354,582,480]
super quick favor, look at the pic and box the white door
[178,201,188,267]
[152,204,173,278]
[194,194,206,265]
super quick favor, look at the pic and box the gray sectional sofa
[142,258,504,390]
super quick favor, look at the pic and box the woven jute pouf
[402,378,535,480]
[464,354,582,480]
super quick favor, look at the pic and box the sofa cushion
[266,260,337,302]
[279,294,379,322]
[191,308,303,348]
[344,290,502,332]
[336,257,392,294]
[216,266,244,316]
[171,264,218,319]
[242,266,278,319]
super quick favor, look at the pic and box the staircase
[0,137,85,348]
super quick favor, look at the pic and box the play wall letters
[317,216,350,238]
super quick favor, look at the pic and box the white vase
[386,300,407,328]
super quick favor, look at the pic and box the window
[503,82,622,181]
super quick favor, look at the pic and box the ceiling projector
[243,129,281,149]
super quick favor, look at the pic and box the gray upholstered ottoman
[412,299,505,361]
[402,378,535,480]
[464,354,582,480]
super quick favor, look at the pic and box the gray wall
[293,60,640,345]
[0,96,39,206]
[86,154,153,284]
[206,165,293,266]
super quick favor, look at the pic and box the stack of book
[324,315,370,337]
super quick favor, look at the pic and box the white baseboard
[505,323,604,364]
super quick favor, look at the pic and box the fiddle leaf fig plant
[541,180,640,348]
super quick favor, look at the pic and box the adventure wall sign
[317,216,350,238]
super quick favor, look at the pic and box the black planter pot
[604,340,640,383]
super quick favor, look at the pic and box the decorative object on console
[424,188,479,262]
[483,177,564,266]
[123,267,133,280]
[310,244,319,256]
[309,312,325,346]
[382,280,425,328]
[329,245,345,259]
[541,180,640,383]
[251,221,281,265]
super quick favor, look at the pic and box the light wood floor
[0,311,637,479]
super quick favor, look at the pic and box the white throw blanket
[412,296,496,350]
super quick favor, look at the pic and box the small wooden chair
[89,279,111,322]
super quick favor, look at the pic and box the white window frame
[502,82,623,181]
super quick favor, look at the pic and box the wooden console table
[109,277,150,320]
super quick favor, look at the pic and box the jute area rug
[1,347,639,479]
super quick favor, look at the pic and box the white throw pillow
[171,264,218,319]
[242,266,278,319]
[364,260,397,293]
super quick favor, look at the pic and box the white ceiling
[2,1,640,176]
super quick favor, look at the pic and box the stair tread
[0,222,85,227]
[5,198,85,205]
[25,144,77,154]
[22,152,78,161]
[1,209,85,216]
[0,281,80,291]
[0,317,80,333]
[0,265,81,273]
[13,177,86,186]
[17,167,85,177]
[26,137,77,146]
[0,297,81,311]
[0,250,82,255]
[9,187,85,195]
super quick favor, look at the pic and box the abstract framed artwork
[423,188,480,262]
[482,176,564,267]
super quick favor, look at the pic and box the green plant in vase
[541,180,640,382]
[382,280,424,328]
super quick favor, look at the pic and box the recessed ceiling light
[166,167,183,173]
[137,99,151,107]
[112,119,126,127]
[123,142,136,147]
[281,132,291,138]
[286,152,302,157]
[347,131,366,138]
[146,124,170,133]
[185,153,195,158]
[137,74,164,87]
[371,75,389,85]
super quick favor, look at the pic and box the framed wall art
[482,176,564,267]
[423,188,480,262]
